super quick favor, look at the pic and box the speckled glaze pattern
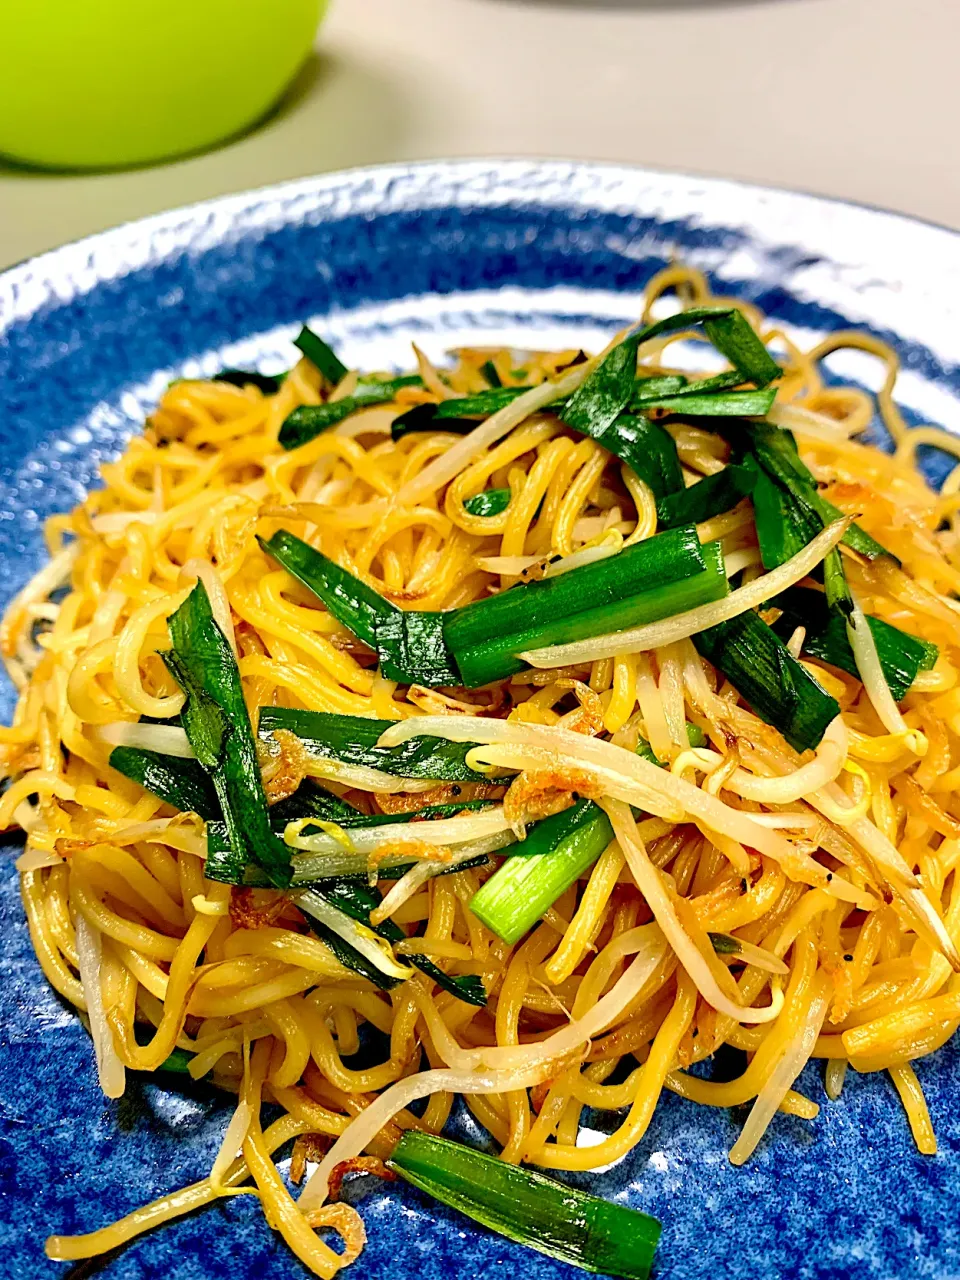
[2,161,960,1280]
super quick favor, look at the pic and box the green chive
[447,532,728,688]
[597,415,685,500]
[293,325,348,384]
[629,374,689,402]
[301,906,404,991]
[322,880,486,1006]
[469,800,613,944]
[165,583,291,889]
[259,708,489,782]
[694,608,840,753]
[258,530,459,687]
[214,368,284,394]
[562,305,781,458]
[656,464,757,529]
[463,488,512,518]
[109,745,219,821]
[391,388,533,440]
[480,360,502,387]
[388,1131,661,1280]
[769,586,938,702]
[733,422,895,564]
[279,376,424,450]
[156,1046,196,1076]
[636,388,777,417]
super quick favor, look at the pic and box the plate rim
[4,154,960,1280]
[2,155,959,316]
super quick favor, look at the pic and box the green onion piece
[637,720,707,766]
[203,821,249,885]
[258,530,389,650]
[258,530,459,686]
[738,437,855,625]
[108,745,219,820]
[629,373,689,401]
[746,454,819,568]
[768,586,938,702]
[295,798,495,839]
[214,368,284,394]
[393,376,694,444]
[430,387,531,417]
[293,325,348,384]
[599,415,686,499]
[463,488,512,518]
[301,908,405,991]
[205,800,494,889]
[388,1131,661,1280]
[742,449,854,614]
[668,370,744,397]
[656,464,757,529]
[390,388,534,440]
[322,880,486,1005]
[469,801,613,944]
[735,422,895,563]
[448,533,729,688]
[267,778,364,828]
[636,388,776,417]
[446,524,703,658]
[279,376,423,450]
[390,408,478,440]
[816,494,892,562]
[562,306,781,454]
[465,722,706,943]
[375,608,460,687]
[156,1046,196,1076]
[480,360,502,387]
[165,583,291,888]
[433,388,531,416]
[694,609,840,752]
[259,708,490,782]
[110,741,468,842]
[289,849,492,890]
[684,721,708,749]
[561,336,642,447]
[405,956,486,1006]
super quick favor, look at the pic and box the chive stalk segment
[656,464,757,529]
[463,488,512,517]
[322,880,486,1005]
[259,708,489,782]
[388,1131,661,1280]
[214,368,284,394]
[164,583,292,889]
[561,305,781,456]
[278,376,424,450]
[445,526,728,687]
[293,325,348,384]
[258,531,459,686]
[469,801,613,944]
[768,586,938,702]
[693,608,840,753]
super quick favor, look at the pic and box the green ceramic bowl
[0,0,327,169]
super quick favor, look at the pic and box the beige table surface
[1,0,958,271]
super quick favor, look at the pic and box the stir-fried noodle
[7,265,960,1273]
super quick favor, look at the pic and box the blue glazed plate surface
[2,160,960,1280]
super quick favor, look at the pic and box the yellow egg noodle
[6,263,960,1274]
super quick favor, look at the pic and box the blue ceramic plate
[3,161,960,1280]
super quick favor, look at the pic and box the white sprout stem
[393,361,596,507]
